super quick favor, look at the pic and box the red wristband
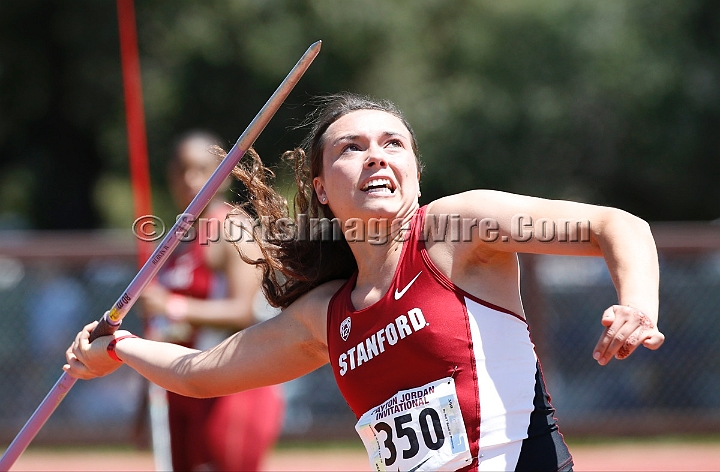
[107,334,139,363]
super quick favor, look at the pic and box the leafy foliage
[1,0,719,229]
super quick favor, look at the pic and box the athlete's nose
[364,143,388,169]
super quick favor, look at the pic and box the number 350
[374,408,444,467]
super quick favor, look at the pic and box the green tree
[1,0,719,229]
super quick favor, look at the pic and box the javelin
[0,39,322,471]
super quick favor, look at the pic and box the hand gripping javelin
[0,40,321,471]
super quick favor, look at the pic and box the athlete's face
[313,110,421,222]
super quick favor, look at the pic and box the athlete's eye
[386,139,403,149]
[341,143,361,153]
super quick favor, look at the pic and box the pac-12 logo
[340,317,351,341]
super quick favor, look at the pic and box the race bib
[355,378,472,471]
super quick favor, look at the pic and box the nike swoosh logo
[407,456,431,472]
[394,271,422,300]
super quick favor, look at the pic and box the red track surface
[8,440,720,471]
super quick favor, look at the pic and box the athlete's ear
[313,177,328,204]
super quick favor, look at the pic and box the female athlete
[65,93,664,471]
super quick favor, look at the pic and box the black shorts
[514,428,574,472]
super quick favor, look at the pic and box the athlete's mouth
[361,178,396,194]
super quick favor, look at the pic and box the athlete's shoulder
[283,279,348,345]
[303,279,348,306]
[427,189,509,216]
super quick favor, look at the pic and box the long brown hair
[228,92,423,308]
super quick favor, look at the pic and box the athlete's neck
[347,210,416,310]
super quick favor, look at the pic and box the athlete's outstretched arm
[65,281,341,397]
[428,190,664,365]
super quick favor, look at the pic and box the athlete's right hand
[64,321,130,379]
[593,305,664,366]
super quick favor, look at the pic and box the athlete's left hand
[593,305,665,365]
[64,320,130,379]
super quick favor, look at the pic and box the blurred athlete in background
[141,130,284,471]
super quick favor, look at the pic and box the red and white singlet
[327,206,571,472]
